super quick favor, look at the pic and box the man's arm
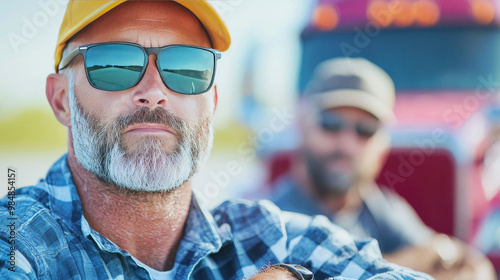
[216,200,432,280]
[364,188,495,279]
[275,212,432,279]
[383,234,496,280]
[246,264,434,280]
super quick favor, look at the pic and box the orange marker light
[471,0,495,25]
[368,0,393,27]
[392,0,414,27]
[413,0,440,26]
[312,4,339,31]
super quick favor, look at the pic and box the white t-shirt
[132,256,177,280]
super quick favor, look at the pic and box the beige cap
[305,57,395,123]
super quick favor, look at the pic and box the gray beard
[304,151,355,196]
[67,76,213,193]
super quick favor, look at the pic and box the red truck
[267,0,500,272]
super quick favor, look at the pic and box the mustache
[321,151,352,162]
[115,107,186,135]
[78,102,187,138]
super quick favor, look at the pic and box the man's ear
[213,85,218,113]
[46,73,71,127]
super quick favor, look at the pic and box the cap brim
[312,89,395,123]
[176,1,231,52]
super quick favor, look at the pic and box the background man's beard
[68,81,213,193]
[304,151,356,196]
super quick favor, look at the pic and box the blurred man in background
[269,57,495,279]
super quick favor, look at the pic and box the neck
[67,151,191,271]
[319,187,362,214]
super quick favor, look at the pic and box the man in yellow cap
[0,1,432,279]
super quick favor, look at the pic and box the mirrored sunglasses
[59,42,221,95]
[318,111,380,139]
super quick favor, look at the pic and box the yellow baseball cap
[54,0,231,72]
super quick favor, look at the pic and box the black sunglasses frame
[58,42,222,95]
[318,111,381,139]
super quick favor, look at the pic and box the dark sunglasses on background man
[318,111,380,139]
[58,42,221,94]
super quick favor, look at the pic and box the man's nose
[132,54,169,109]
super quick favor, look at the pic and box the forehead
[67,1,211,49]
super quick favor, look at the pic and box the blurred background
[2,0,500,275]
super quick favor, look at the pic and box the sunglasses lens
[355,122,379,138]
[320,111,379,138]
[158,46,215,94]
[320,113,343,132]
[85,44,145,91]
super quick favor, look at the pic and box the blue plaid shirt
[0,155,432,279]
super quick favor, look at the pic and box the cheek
[304,127,337,154]
[358,140,375,157]
[352,141,373,166]
[200,89,217,113]
[71,66,130,118]
[171,93,215,122]
[73,80,129,124]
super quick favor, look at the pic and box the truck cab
[269,0,500,272]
